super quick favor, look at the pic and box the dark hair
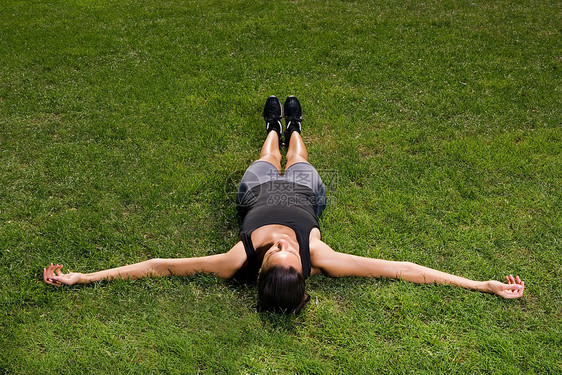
[258,265,310,314]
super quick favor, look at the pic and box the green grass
[1,0,560,373]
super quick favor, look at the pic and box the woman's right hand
[43,263,83,286]
[486,275,525,299]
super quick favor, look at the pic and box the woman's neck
[251,224,299,254]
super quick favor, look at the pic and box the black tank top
[236,180,320,282]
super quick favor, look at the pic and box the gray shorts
[237,161,327,216]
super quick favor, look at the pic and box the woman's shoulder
[218,241,249,274]
[309,227,321,241]
[308,236,338,276]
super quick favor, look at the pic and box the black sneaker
[283,95,302,147]
[263,96,283,142]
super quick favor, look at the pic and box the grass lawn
[1,0,560,373]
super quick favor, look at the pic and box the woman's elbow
[147,258,168,276]
[395,261,415,279]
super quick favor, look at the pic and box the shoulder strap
[296,228,312,278]
[238,231,259,282]
[240,231,256,258]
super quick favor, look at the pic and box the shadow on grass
[257,310,303,333]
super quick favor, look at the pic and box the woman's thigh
[284,162,327,216]
[237,160,281,204]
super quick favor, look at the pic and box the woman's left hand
[486,275,525,298]
[43,263,83,286]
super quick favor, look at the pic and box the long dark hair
[258,265,310,314]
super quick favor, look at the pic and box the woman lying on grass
[44,95,525,313]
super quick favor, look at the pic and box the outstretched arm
[43,241,247,286]
[310,240,525,299]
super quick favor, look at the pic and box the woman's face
[261,239,303,273]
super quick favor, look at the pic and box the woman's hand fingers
[44,263,54,282]
[497,276,525,299]
[501,287,524,299]
[43,263,64,286]
[43,263,83,286]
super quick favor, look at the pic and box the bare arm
[44,241,247,286]
[310,240,525,299]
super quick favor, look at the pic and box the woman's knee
[285,156,309,170]
[258,155,282,172]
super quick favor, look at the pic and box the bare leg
[258,130,282,172]
[285,132,309,169]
